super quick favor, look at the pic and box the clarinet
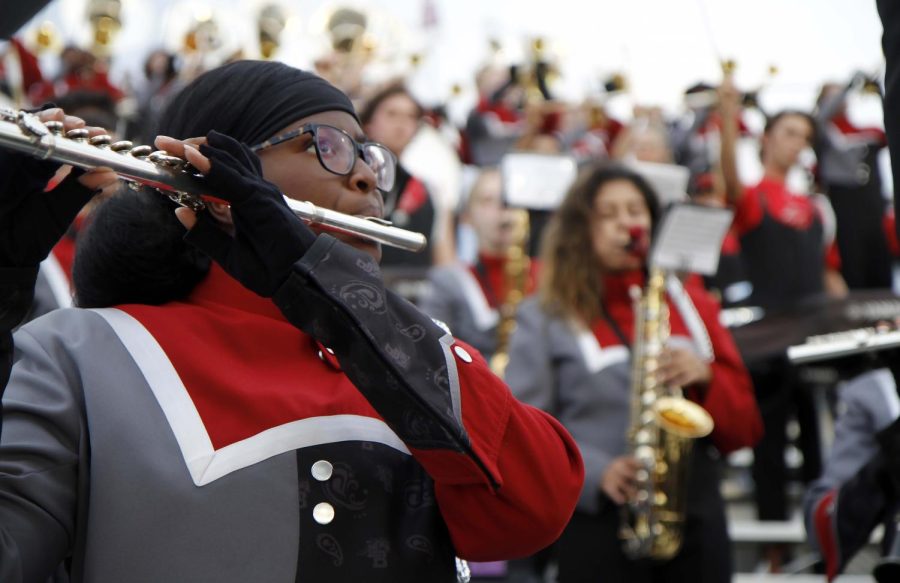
[0,108,426,253]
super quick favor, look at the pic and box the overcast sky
[16,0,887,123]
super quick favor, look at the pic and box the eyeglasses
[251,123,397,192]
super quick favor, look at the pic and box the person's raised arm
[718,74,743,207]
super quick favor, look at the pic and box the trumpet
[0,108,426,253]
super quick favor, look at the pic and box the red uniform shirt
[734,176,841,271]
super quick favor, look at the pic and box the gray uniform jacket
[28,256,72,322]
[504,282,718,515]
[804,367,900,548]
[420,263,500,359]
[0,235,583,583]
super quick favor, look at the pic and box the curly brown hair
[538,163,660,323]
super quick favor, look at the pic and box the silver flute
[787,325,900,364]
[0,108,426,253]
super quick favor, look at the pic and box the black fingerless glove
[0,164,97,267]
[183,130,316,297]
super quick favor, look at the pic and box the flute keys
[66,128,90,141]
[148,150,184,168]
[44,121,64,134]
[129,145,153,158]
[89,135,112,148]
[110,140,133,153]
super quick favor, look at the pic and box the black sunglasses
[251,123,397,192]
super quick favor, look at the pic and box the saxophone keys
[635,429,651,445]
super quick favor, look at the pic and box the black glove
[0,151,96,267]
[184,130,316,297]
[876,415,900,496]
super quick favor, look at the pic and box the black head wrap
[75,60,357,307]
[156,60,358,144]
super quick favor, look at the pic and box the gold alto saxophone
[619,267,714,559]
[488,209,530,377]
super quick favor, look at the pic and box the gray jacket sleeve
[804,368,899,548]
[505,301,611,514]
[504,300,556,412]
[0,324,84,583]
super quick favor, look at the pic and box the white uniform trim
[40,254,73,308]
[666,275,715,363]
[439,332,464,425]
[91,308,410,487]
[455,265,500,330]
[573,326,629,374]
[873,368,900,423]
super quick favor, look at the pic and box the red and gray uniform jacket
[0,234,584,583]
[505,271,762,515]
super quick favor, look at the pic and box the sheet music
[650,204,734,275]
[501,153,578,210]
[625,160,690,205]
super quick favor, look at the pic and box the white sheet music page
[650,204,734,275]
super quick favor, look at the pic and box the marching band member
[359,82,455,269]
[0,60,583,582]
[814,75,893,290]
[719,80,847,566]
[504,163,762,582]
[420,168,538,361]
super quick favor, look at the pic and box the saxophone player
[420,167,538,363]
[505,163,763,582]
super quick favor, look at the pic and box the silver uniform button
[313,502,335,525]
[453,345,473,363]
[311,460,333,481]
